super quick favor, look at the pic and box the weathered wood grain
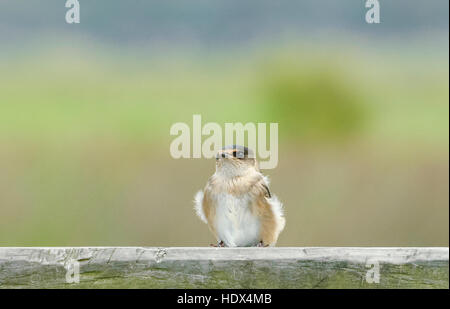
[0,247,448,288]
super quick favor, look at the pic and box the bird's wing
[194,190,208,223]
[261,183,271,198]
[253,177,286,246]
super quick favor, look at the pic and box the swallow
[194,145,285,247]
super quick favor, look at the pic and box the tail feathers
[194,190,207,223]
[267,195,286,236]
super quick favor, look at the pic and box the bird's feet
[210,241,225,247]
[257,241,269,247]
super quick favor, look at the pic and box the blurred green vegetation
[261,58,366,140]
[0,42,448,246]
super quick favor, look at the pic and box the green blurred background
[0,1,448,246]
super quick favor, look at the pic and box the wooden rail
[0,247,448,288]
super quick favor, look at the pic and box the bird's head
[215,145,258,178]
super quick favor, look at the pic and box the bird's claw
[210,241,225,247]
[257,241,269,247]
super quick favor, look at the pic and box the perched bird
[194,145,285,247]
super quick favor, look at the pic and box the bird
[194,145,285,247]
